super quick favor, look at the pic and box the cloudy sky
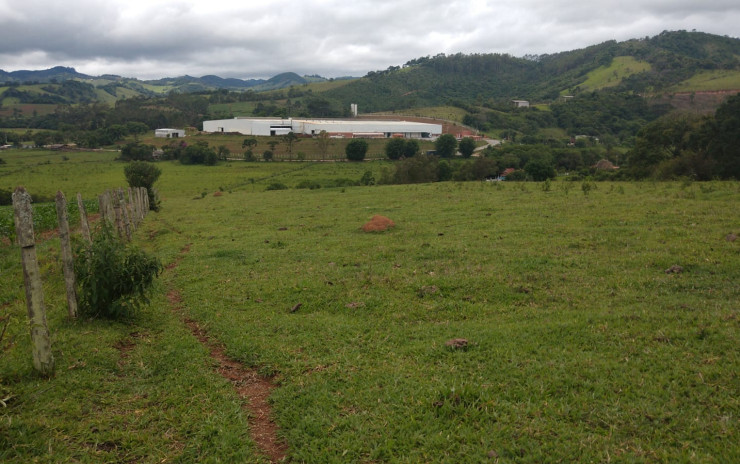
[1,0,739,80]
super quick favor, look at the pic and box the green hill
[318,31,740,113]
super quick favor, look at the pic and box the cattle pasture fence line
[10,185,151,375]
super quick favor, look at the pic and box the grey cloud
[1,0,739,79]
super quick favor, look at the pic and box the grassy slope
[155,180,740,462]
[670,70,740,92]
[1,154,739,462]
[573,56,652,93]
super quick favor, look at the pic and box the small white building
[155,128,186,138]
[512,100,530,108]
[202,118,442,139]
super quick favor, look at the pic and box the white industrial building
[201,118,442,139]
[155,128,186,138]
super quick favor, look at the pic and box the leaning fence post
[77,192,91,244]
[12,187,55,376]
[55,191,78,319]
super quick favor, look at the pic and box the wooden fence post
[107,190,116,224]
[139,188,145,219]
[77,192,91,244]
[112,190,124,238]
[55,191,78,319]
[143,187,150,213]
[118,188,132,241]
[12,187,55,376]
[128,187,138,229]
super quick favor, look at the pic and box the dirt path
[165,243,288,463]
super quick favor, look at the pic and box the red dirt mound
[362,215,395,232]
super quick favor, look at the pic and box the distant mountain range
[1,31,739,115]
[0,66,352,93]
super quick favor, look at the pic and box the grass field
[1,152,738,462]
[572,56,652,93]
[670,70,740,93]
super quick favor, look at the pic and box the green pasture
[572,56,652,92]
[670,70,740,93]
[208,101,259,117]
[374,106,468,123]
[1,154,738,462]
[135,133,436,162]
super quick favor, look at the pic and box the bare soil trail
[165,242,288,463]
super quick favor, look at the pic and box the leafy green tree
[181,141,218,166]
[626,113,702,178]
[524,159,556,181]
[125,121,150,136]
[242,137,258,150]
[217,145,230,160]
[263,150,274,161]
[346,139,368,161]
[403,139,420,158]
[703,93,740,179]
[124,161,162,211]
[316,130,331,157]
[385,138,406,160]
[437,160,453,181]
[458,137,476,158]
[435,134,458,158]
[120,142,154,161]
[281,132,300,154]
[393,155,439,184]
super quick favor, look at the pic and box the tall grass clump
[75,225,162,319]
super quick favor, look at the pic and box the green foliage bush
[458,137,476,158]
[265,182,288,191]
[120,142,155,161]
[75,225,162,319]
[0,187,11,206]
[359,170,375,186]
[345,139,368,161]
[327,178,359,188]
[435,134,458,158]
[296,180,321,190]
[124,161,161,211]
[505,170,527,181]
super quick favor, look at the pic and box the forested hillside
[321,31,740,112]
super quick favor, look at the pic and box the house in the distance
[155,128,185,138]
[512,100,530,108]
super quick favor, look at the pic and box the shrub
[124,161,161,211]
[458,137,476,158]
[345,139,368,161]
[435,134,458,158]
[75,225,162,319]
[120,142,154,161]
[296,180,321,190]
[360,170,375,186]
[385,138,406,160]
[327,178,359,188]
[266,182,288,191]
[505,170,527,181]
